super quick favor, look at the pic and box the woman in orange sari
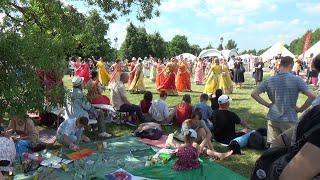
[158,60,177,95]
[176,60,191,92]
[129,57,137,85]
[155,59,165,89]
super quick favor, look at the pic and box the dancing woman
[155,59,165,89]
[176,59,191,92]
[203,58,222,95]
[129,60,145,93]
[219,60,233,94]
[108,59,123,88]
[194,58,205,85]
[96,57,110,86]
[129,57,137,85]
[158,59,178,95]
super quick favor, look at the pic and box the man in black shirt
[212,95,250,144]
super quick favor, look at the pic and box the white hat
[132,57,137,61]
[218,95,232,104]
[72,76,83,86]
[184,129,197,139]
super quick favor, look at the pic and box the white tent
[221,49,239,59]
[300,41,320,60]
[198,49,222,58]
[176,53,197,61]
[260,42,295,62]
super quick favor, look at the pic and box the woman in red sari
[78,58,91,84]
[87,71,110,105]
[129,57,137,85]
[155,59,165,89]
[176,60,191,92]
[157,60,177,95]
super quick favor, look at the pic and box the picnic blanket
[132,157,246,180]
[39,129,56,145]
[139,135,168,148]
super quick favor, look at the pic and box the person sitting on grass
[210,89,223,112]
[0,130,16,178]
[140,91,153,121]
[87,71,110,105]
[173,129,200,171]
[65,76,111,138]
[194,93,214,130]
[57,116,90,151]
[111,72,145,126]
[148,91,174,125]
[167,110,233,160]
[175,94,193,125]
[212,95,250,145]
[5,114,45,152]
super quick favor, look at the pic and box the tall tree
[225,39,238,50]
[0,0,160,116]
[205,43,213,49]
[190,44,201,56]
[148,32,166,58]
[217,44,223,51]
[167,35,190,57]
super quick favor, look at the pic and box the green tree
[225,39,238,50]
[217,44,223,51]
[205,43,213,49]
[148,32,166,58]
[190,44,201,56]
[119,23,151,59]
[167,35,190,57]
[0,0,160,116]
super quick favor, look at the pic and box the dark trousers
[119,104,145,121]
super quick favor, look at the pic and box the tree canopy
[0,0,160,116]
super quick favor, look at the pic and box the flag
[303,31,312,53]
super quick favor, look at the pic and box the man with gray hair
[111,72,145,126]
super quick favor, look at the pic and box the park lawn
[63,72,308,178]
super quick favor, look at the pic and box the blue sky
[58,1,320,51]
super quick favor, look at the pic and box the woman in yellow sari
[129,60,145,93]
[96,57,110,86]
[219,60,233,94]
[203,58,222,95]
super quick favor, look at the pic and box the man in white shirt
[111,73,145,125]
[228,56,235,81]
[149,91,173,125]
[57,116,90,151]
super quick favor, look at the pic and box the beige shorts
[267,120,296,144]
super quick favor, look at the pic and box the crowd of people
[1,52,320,179]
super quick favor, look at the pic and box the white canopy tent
[300,41,320,60]
[176,53,197,61]
[221,49,239,59]
[260,42,295,62]
[198,49,222,59]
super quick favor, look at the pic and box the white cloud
[159,0,201,12]
[296,2,320,14]
[161,28,192,41]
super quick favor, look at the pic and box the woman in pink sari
[108,59,123,87]
[73,57,82,77]
[78,58,91,84]
[194,58,205,85]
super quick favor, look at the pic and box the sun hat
[72,76,83,87]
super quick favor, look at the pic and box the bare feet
[206,149,233,160]
[165,133,176,148]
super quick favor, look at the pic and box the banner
[303,31,312,53]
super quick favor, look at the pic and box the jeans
[119,104,145,121]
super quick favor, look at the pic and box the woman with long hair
[194,58,205,85]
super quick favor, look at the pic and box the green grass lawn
[63,72,309,178]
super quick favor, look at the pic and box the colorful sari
[129,62,136,85]
[74,62,82,77]
[97,61,110,86]
[194,61,205,84]
[218,64,233,94]
[158,62,177,95]
[78,63,91,84]
[155,63,165,89]
[175,62,191,92]
[87,80,110,104]
[109,63,122,88]
[129,63,145,93]
[203,64,222,95]
[149,61,157,82]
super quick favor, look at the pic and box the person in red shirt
[175,94,193,125]
[140,91,153,121]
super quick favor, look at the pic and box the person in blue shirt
[194,93,213,129]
